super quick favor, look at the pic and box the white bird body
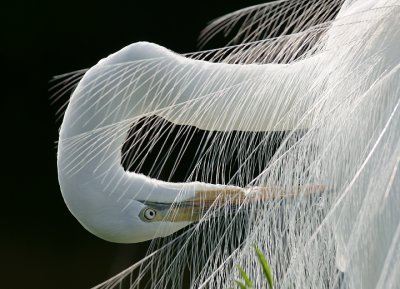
[56,0,400,288]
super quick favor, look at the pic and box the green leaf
[235,280,248,289]
[236,265,253,288]
[254,246,273,288]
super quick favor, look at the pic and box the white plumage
[57,0,400,288]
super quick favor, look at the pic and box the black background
[2,0,265,288]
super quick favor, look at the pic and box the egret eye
[142,208,157,221]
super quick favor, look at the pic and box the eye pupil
[144,208,157,220]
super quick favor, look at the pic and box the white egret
[56,0,400,288]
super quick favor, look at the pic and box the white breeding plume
[56,0,400,288]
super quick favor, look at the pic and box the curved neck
[58,42,320,207]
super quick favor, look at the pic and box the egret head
[67,196,195,244]
[58,161,244,243]
[58,136,235,243]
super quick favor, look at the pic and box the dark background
[2,0,265,288]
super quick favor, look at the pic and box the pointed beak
[139,185,326,223]
[168,188,246,222]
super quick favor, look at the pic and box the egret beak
[139,185,326,223]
